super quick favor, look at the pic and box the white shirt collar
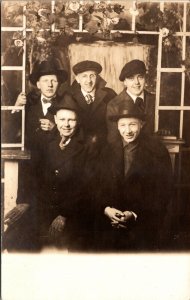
[40,94,52,115]
[126,90,144,103]
[81,88,95,98]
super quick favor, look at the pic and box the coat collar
[70,76,108,112]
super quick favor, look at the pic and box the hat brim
[29,70,68,86]
[109,113,146,122]
[48,105,78,115]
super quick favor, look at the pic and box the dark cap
[73,60,102,75]
[119,59,146,81]
[29,58,68,86]
[48,94,78,115]
[109,102,146,122]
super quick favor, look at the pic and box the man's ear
[75,75,80,84]
[36,81,40,89]
[141,121,146,128]
[54,115,57,124]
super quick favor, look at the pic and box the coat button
[55,169,59,175]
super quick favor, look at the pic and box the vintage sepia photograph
[1,0,190,299]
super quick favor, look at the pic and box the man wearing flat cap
[107,59,155,145]
[95,102,172,251]
[64,60,116,147]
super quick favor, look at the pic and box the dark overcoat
[106,89,155,144]
[96,133,173,252]
[65,76,117,145]
[35,128,99,251]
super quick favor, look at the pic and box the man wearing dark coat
[3,97,98,252]
[63,60,117,147]
[13,58,68,151]
[34,99,97,251]
[96,102,173,252]
[107,59,155,145]
[3,59,68,251]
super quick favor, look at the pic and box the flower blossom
[14,39,23,47]
[161,27,169,37]
[69,1,80,12]
[111,17,120,25]
[129,7,139,17]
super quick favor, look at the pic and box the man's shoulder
[145,90,155,100]
[102,86,117,97]
[140,134,169,158]
[107,89,130,107]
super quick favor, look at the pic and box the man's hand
[104,207,124,224]
[39,119,55,131]
[4,203,30,227]
[49,215,66,239]
[12,92,27,113]
[15,92,27,106]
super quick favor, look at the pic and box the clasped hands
[104,207,134,229]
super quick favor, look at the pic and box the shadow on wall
[68,41,154,94]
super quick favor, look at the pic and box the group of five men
[3,57,172,252]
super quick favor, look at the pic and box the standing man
[107,59,155,145]
[13,58,68,150]
[3,59,68,251]
[98,102,172,251]
[64,60,117,147]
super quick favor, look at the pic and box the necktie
[42,98,52,104]
[135,97,145,112]
[85,94,93,105]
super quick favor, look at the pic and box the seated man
[3,96,98,252]
[98,102,173,251]
[107,59,155,145]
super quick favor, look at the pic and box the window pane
[1,1,24,27]
[160,73,181,106]
[184,37,190,106]
[159,110,180,136]
[55,0,79,30]
[163,2,183,32]
[1,110,22,144]
[1,71,22,105]
[136,2,161,31]
[186,3,190,32]
[183,111,190,147]
[2,32,23,66]
[162,36,182,68]
[26,1,51,29]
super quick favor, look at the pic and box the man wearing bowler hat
[4,95,100,251]
[3,59,68,251]
[96,102,172,251]
[13,57,68,150]
[64,60,116,147]
[107,59,155,145]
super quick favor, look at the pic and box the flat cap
[119,59,146,81]
[109,101,146,122]
[73,60,102,75]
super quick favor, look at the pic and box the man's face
[76,70,97,93]
[117,117,143,143]
[124,74,145,96]
[54,109,77,138]
[37,74,59,99]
